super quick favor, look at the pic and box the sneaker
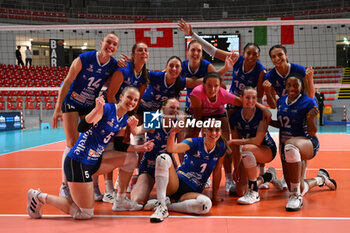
[280,176,288,190]
[102,191,115,204]
[204,177,211,188]
[27,189,44,219]
[286,194,303,211]
[59,183,71,199]
[127,175,138,193]
[144,197,171,211]
[150,203,169,223]
[258,182,270,189]
[112,196,143,211]
[237,189,260,205]
[229,182,237,195]
[266,167,284,191]
[317,168,337,190]
[94,186,103,201]
[225,179,234,192]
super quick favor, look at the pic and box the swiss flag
[135,21,173,47]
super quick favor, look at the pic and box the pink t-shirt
[190,84,237,116]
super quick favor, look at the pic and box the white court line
[0,167,350,171]
[0,214,349,220]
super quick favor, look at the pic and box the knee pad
[70,203,94,220]
[194,195,212,214]
[120,152,138,173]
[284,144,301,163]
[155,153,172,177]
[241,151,257,168]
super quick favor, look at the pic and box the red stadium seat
[45,102,54,110]
[44,96,52,102]
[35,102,41,109]
[17,102,23,110]
[7,102,16,110]
[16,96,23,102]
[25,101,35,109]
[6,96,15,102]
[25,96,34,102]
[34,96,42,102]
[0,102,4,110]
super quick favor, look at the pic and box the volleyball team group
[26,19,337,223]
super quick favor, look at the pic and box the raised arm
[52,57,82,128]
[166,129,191,154]
[304,65,315,99]
[217,52,239,77]
[178,18,232,61]
[263,79,277,109]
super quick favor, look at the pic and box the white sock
[116,192,126,201]
[290,182,301,195]
[61,146,70,183]
[105,179,114,193]
[38,193,48,204]
[168,195,211,214]
[314,176,324,186]
[225,173,232,181]
[155,173,168,207]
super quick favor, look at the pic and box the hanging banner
[50,39,64,67]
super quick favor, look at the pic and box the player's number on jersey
[87,77,102,89]
[278,116,291,128]
[234,80,245,91]
[200,163,207,173]
[155,94,168,102]
[103,132,115,144]
[85,171,90,179]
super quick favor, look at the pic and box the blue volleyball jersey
[277,94,317,144]
[177,137,227,193]
[140,71,186,111]
[230,55,265,96]
[113,61,146,101]
[64,50,118,108]
[264,63,306,97]
[67,103,128,165]
[229,107,276,149]
[181,59,210,109]
[139,125,174,176]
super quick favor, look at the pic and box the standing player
[263,45,315,109]
[52,33,121,199]
[27,87,155,220]
[274,73,336,211]
[228,87,283,204]
[178,19,269,190]
[147,125,231,223]
[99,42,149,203]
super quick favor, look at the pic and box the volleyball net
[0,19,349,125]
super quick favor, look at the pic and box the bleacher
[0,64,67,111]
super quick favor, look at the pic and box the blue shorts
[279,136,319,162]
[64,156,101,183]
[61,100,94,116]
[169,177,196,201]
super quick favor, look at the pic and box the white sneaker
[144,197,171,211]
[150,203,169,223]
[286,194,303,211]
[280,176,288,190]
[225,179,234,192]
[59,183,71,199]
[317,168,337,190]
[102,191,115,204]
[237,189,260,205]
[259,182,270,189]
[94,186,103,201]
[204,177,211,188]
[127,175,138,193]
[266,167,284,191]
[112,196,143,211]
[27,189,44,219]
